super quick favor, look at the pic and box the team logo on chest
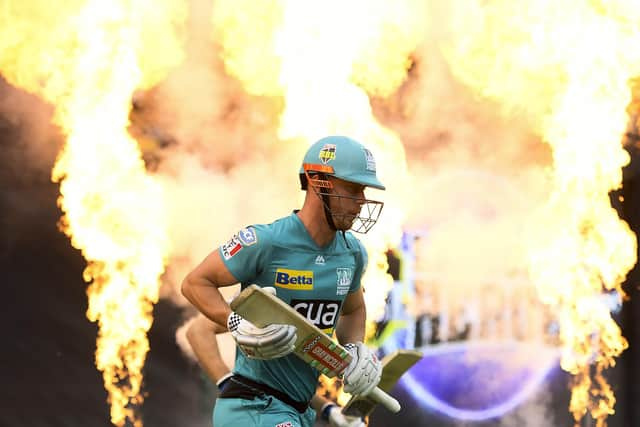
[291,299,341,333]
[336,267,353,295]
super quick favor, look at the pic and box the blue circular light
[395,341,560,421]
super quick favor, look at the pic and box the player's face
[327,177,366,230]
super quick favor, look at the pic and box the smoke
[498,384,557,427]
[156,149,301,302]
[0,79,62,182]
[0,79,64,260]
[0,0,560,359]
[366,3,555,341]
[137,0,304,304]
[155,0,560,358]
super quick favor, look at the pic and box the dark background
[1,78,639,427]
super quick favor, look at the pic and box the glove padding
[327,405,365,427]
[342,342,382,397]
[227,287,297,360]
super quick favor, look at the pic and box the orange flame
[442,1,639,424]
[212,0,426,322]
[0,1,186,425]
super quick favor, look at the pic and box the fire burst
[443,1,639,425]
[0,1,185,425]
[213,0,425,325]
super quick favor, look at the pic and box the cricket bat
[342,349,422,418]
[230,284,401,413]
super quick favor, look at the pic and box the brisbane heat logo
[319,143,336,164]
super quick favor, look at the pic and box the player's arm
[182,250,237,329]
[335,288,366,345]
[186,314,232,386]
[183,229,296,360]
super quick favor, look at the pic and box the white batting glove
[323,404,365,427]
[342,342,382,397]
[227,287,297,360]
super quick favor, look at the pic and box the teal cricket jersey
[218,212,368,402]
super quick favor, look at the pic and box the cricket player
[187,313,366,427]
[182,135,385,427]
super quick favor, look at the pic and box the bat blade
[230,285,401,413]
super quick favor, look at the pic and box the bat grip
[369,386,401,413]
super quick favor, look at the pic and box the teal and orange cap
[298,135,386,190]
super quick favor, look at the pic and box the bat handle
[369,386,401,413]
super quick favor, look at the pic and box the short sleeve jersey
[218,212,368,402]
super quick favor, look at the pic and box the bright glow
[401,341,560,421]
[0,1,186,425]
[443,1,639,424]
[212,0,425,327]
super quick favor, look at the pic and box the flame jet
[0,1,186,425]
[441,1,639,425]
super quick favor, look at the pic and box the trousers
[213,394,316,427]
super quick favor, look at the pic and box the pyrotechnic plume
[0,1,186,425]
[212,0,426,323]
[4,1,636,426]
[439,1,639,425]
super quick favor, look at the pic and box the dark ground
[1,80,638,427]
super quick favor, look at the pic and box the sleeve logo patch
[238,226,257,246]
[221,235,243,260]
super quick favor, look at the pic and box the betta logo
[275,269,314,290]
[319,143,336,164]
[291,299,341,332]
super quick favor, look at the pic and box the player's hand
[342,342,382,397]
[326,405,365,427]
[227,287,297,359]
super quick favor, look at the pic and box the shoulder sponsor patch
[220,234,243,260]
[275,422,293,427]
[319,143,336,164]
[238,226,257,246]
[275,268,314,290]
